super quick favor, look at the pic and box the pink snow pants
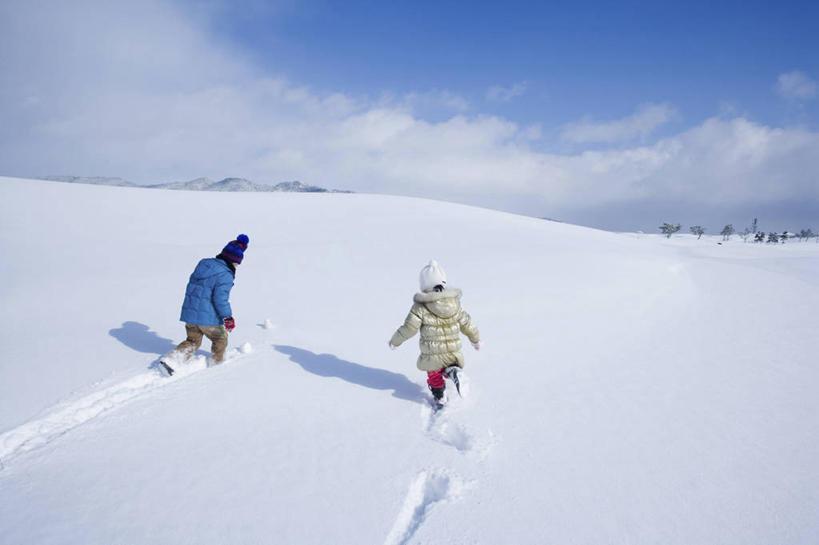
[427,369,445,389]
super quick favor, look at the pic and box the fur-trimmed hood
[413,288,462,319]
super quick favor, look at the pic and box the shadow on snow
[109,321,177,355]
[274,345,426,405]
[108,321,208,370]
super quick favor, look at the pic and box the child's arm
[458,309,480,345]
[390,304,423,347]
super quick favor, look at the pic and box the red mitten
[223,317,236,332]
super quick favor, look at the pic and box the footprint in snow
[423,408,475,452]
[421,396,496,459]
[384,469,466,545]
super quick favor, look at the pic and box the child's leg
[427,369,446,402]
[427,369,445,389]
[174,323,204,361]
[202,325,229,363]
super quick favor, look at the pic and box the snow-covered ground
[1,175,817,544]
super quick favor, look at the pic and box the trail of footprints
[0,349,250,466]
[385,390,494,545]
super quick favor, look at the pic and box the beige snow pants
[175,323,229,363]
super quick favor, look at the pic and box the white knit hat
[419,260,447,292]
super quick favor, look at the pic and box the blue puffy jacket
[179,258,235,326]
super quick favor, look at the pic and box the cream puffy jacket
[390,289,480,372]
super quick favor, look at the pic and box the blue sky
[1,0,817,231]
[209,0,818,124]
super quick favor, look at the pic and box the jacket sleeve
[458,308,480,344]
[212,273,234,320]
[390,304,423,346]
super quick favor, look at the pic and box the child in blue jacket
[160,234,248,374]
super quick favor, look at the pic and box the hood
[413,288,462,319]
[191,257,234,281]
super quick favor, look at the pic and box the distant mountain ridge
[40,176,352,193]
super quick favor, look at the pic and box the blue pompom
[237,234,249,246]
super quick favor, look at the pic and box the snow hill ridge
[41,175,351,193]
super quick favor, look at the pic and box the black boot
[429,385,446,408]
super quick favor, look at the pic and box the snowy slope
[0,176,817,544]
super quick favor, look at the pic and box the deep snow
[0,176,817,544]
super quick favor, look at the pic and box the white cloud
[486,82,527,102]
[0,1,817,230]
[561,103,677,144]
[776,71,817,101]
[556,117,819,206]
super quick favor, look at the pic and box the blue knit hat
[219,234,249,264]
